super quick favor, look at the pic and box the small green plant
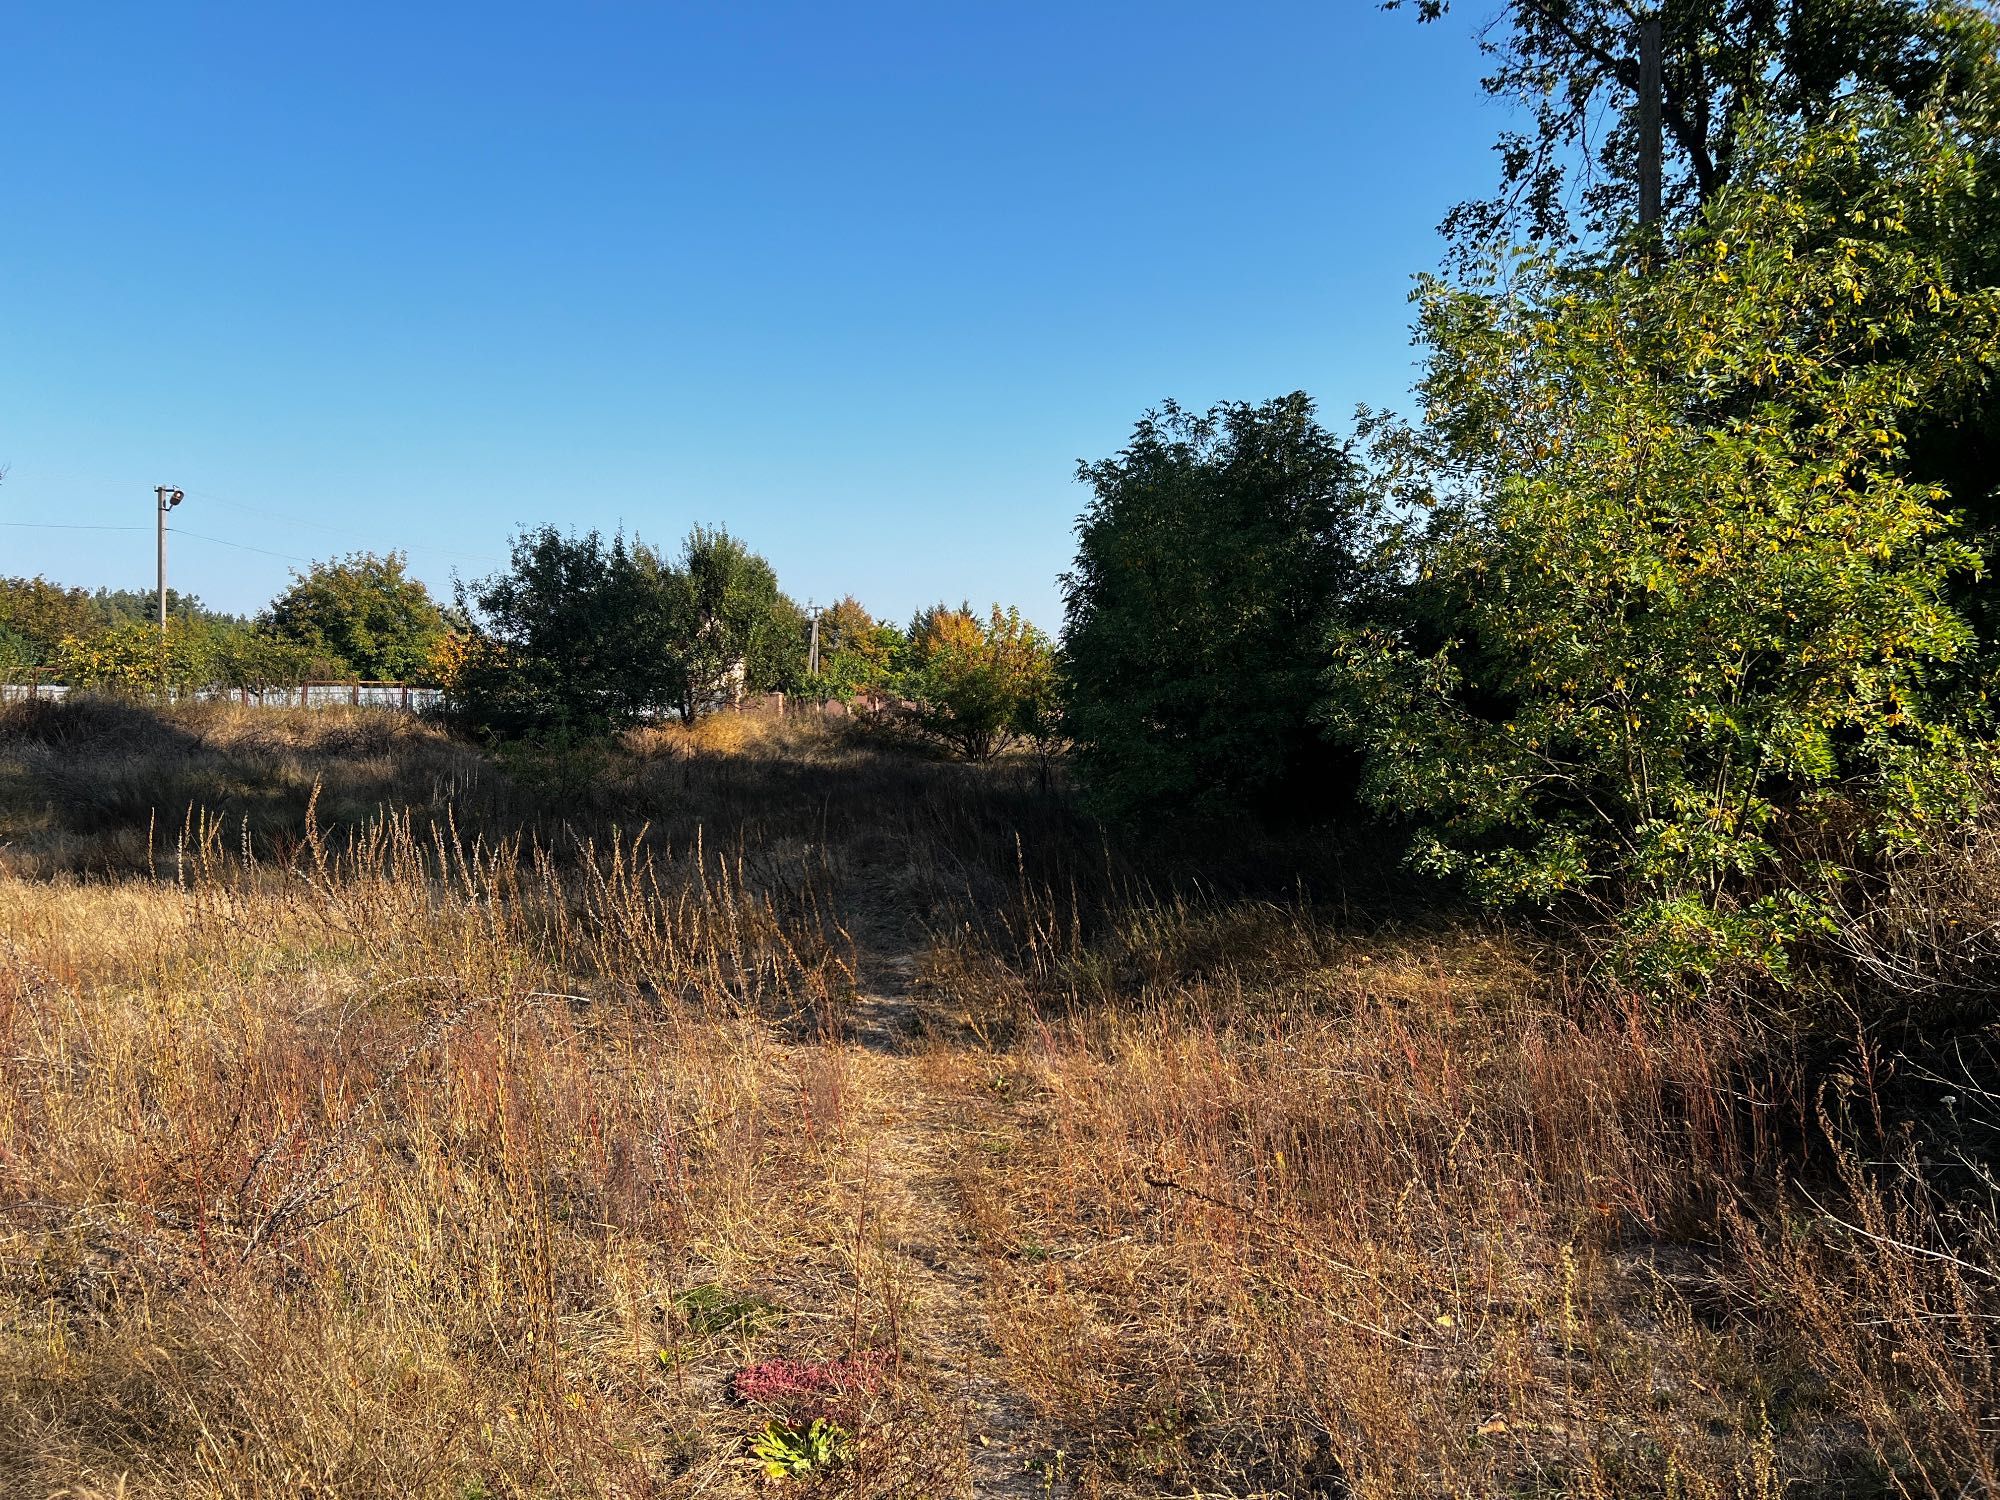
[1029,1448,1068,1495]
[750,1417,852,1479]
[674,1282,784,1338]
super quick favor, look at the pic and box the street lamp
[155,485,184,632]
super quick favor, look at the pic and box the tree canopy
[264,551,449,682]
[1332,103,2000,977]
[1396,0,2000,251]
[1062,394,1375,823]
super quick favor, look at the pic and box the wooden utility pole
[1638,12,1663,231]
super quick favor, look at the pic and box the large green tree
[1396,0,1999,247]
[264,551,448,681]
[1333,105,2000,977]
[671,526,803,712]
[1062,394,1374,822]
[1403,0,2000,645]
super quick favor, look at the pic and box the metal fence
[0,680,443,712]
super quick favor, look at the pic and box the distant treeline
[0,555,458,693]
[0,526,1057,762]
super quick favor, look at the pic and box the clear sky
[2,2,1502,631]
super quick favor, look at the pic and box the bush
[897,603,1056,761]
[52,621,326,696]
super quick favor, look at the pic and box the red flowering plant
[730,1348,892,1423]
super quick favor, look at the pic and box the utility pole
[1637,11,1663,233]
[806,601,823,678]
[154,486,184,633]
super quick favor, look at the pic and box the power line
[7,492,503,569]
[0,524,148,536]
[179,486,505,567]
[166,526,318,565]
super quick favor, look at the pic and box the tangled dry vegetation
[0,699,1996,1498]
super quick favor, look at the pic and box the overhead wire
[165,527,319,565]
[178,486,505,567]
[0,521,148,532]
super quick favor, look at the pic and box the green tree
[1062,394,1375,822]
[898,603,1056,760]
[264,551,448,681]
[1395,0,1999,248]
[450,527,683,738]
[755,593,811,698]
[806,595,902,702]
[448,524,803,737]
[1402,0,2000,650]
[1333,106,2000,978]
[0,577,97,674]
[671,526,801,707]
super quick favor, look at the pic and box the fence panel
[0,682,440,713]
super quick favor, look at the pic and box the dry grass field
[1,699,1996,1498]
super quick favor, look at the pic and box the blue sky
[2,2,1501,631]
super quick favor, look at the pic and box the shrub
[52,620,326,695]
[897,603,1056,761]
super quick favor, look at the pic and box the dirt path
[841,950,1058,1499]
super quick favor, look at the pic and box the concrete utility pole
[155,485,184,632]
[155,488,185,636]
[806,601,823,677]
[1638,11,1663,231]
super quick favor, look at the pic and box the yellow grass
[1,700,1995,1498]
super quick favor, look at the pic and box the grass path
[839,950,1060,1499]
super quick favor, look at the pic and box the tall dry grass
[914,884,2000,1498]
[1,699,1996,1497]
[0,707,978,1497]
